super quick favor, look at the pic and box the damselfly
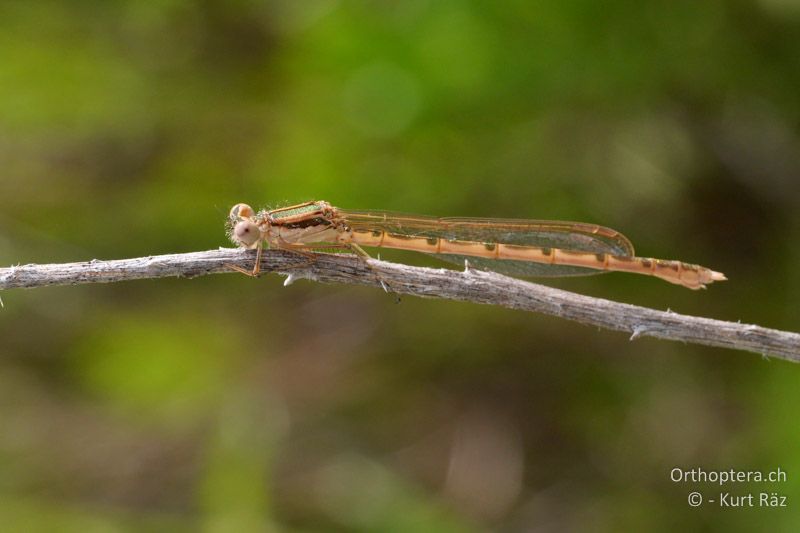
[226,201,726,290]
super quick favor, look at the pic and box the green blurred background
[1,0,799,531]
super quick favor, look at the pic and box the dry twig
[1,248,798,362]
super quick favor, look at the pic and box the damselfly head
[229,203,255,222]
[231,219,261,248]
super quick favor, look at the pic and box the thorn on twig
[630,325,649,341]
[1,265,19,284]
[463,259,471,273]
[284,274,297,287]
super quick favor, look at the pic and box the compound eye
[229,203,255,220]
[233,220,261,247]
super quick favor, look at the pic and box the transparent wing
[338,209,636,278]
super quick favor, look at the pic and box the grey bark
[1,248,798,362]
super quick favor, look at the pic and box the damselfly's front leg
[227,239,358,277]
[226,240,265,277]
[226,237,322,277]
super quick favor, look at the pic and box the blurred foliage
[1,0,799,531]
